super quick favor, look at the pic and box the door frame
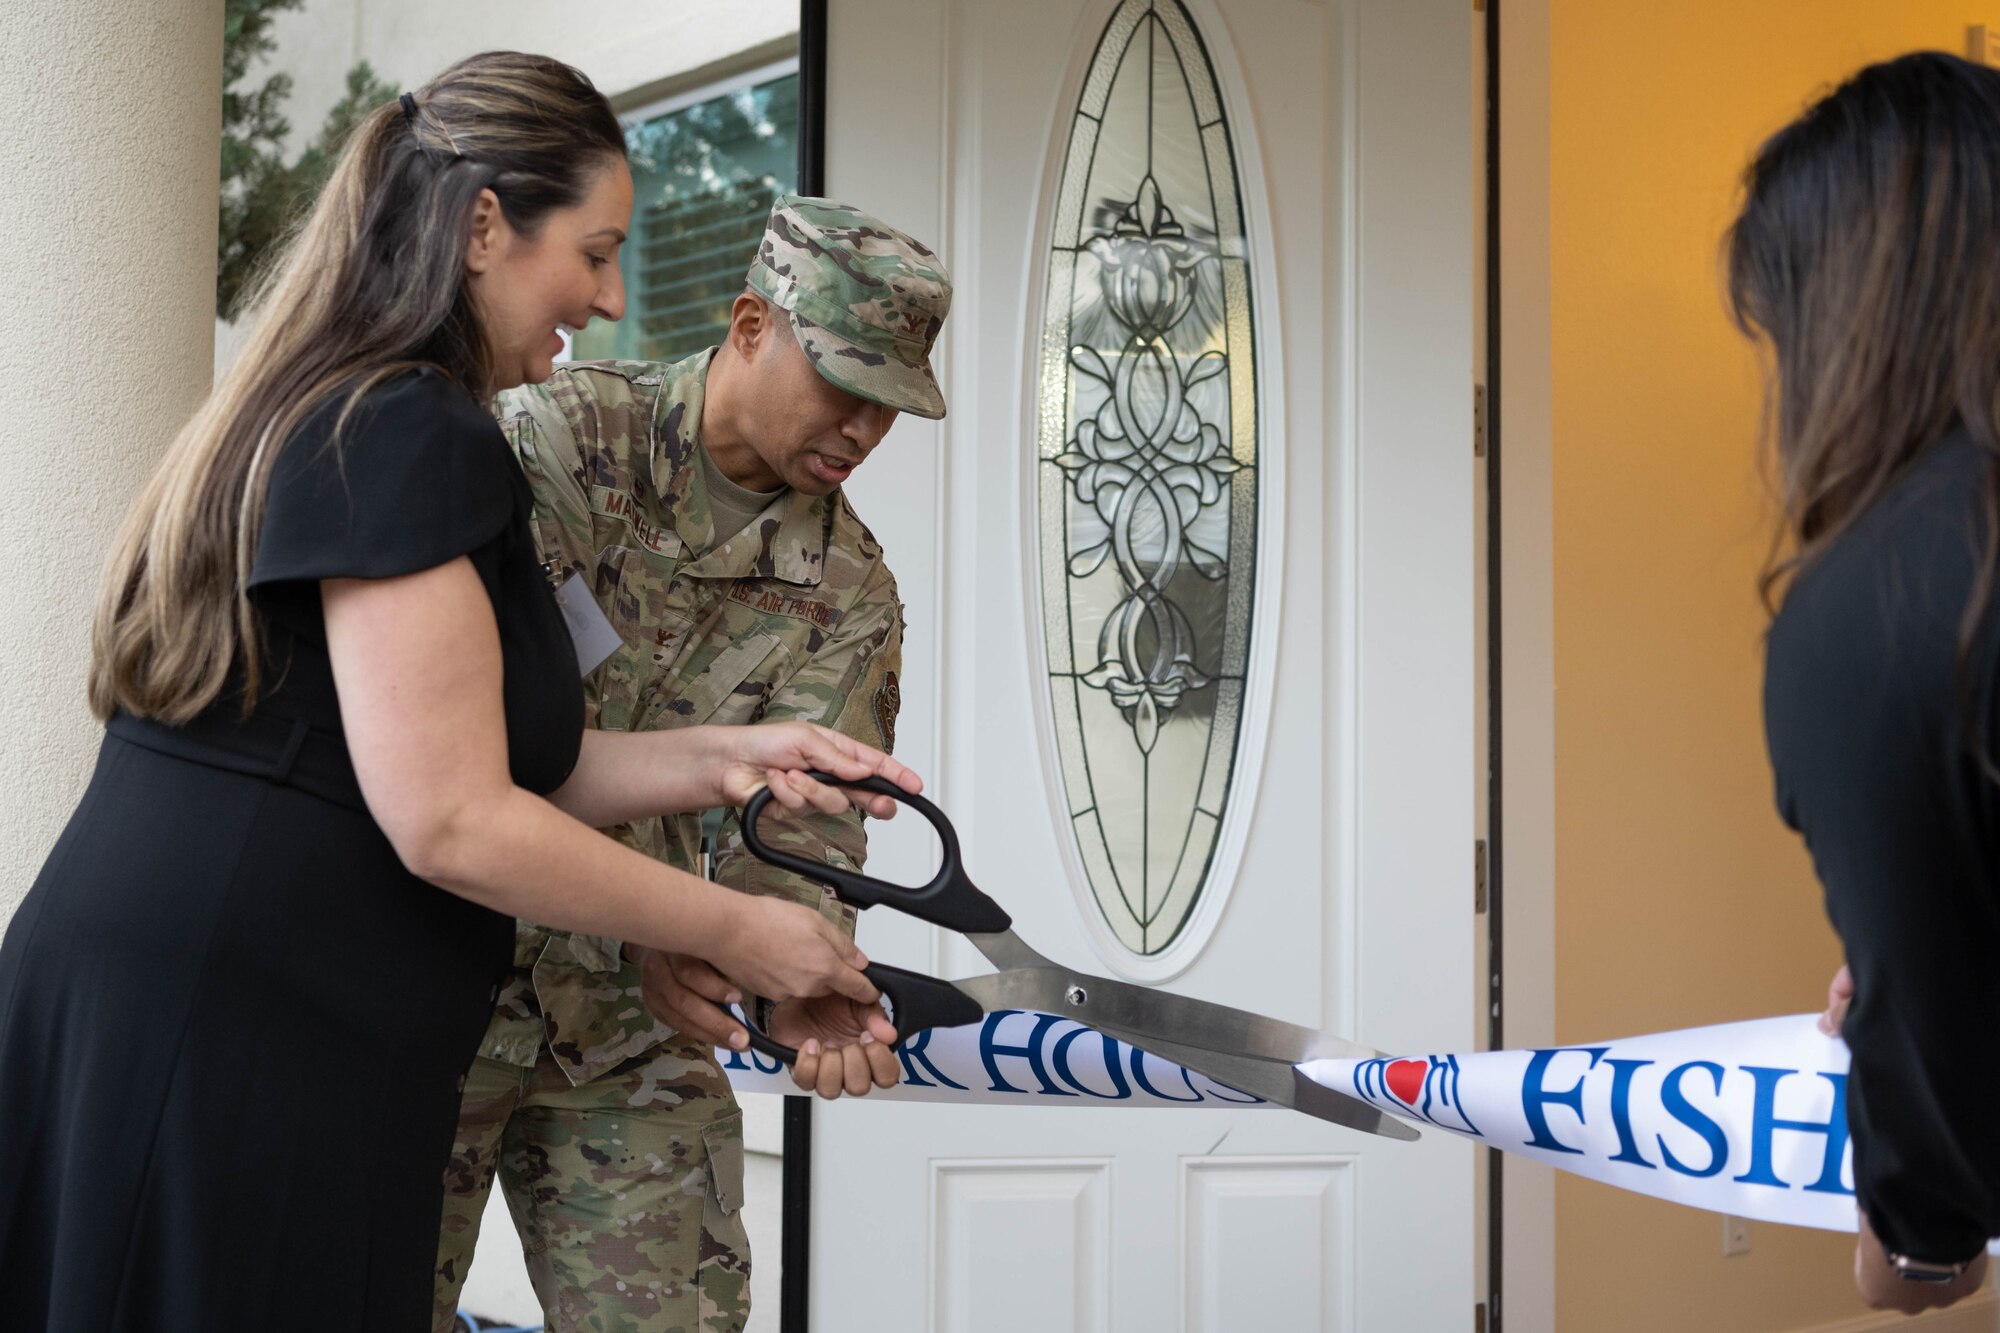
[1483,0,1504,1326]
[781,3,1545,1329]
[1493,0,1558,1329]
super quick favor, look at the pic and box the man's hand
[629,947,903,1101]
[630,946,751,1051]
[704,720,921,819]
[1819,963,1855,1037]
[770,994,901,1100]
[1854,1207,1988,1313]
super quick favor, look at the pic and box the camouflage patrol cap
[745,195,952,420]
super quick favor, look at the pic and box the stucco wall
[0,0,225,915]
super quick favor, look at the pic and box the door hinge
[1474,837,1489,913]
[1474,384,1488,459]
[1475,1300,1488,1332]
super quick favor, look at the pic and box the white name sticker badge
[552,572,624,677]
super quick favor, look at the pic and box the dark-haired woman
[0,52,911,1332]
[1737,50,2000,1313]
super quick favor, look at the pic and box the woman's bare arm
[544,722,919,832]
[320,559,876,1006]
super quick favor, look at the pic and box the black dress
[1766,427,2000,1264]
[0,369,583,1330]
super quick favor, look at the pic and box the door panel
[1183,1157,1354,1331]
[933,1161,1112,1332]
[822,3,1474,1328]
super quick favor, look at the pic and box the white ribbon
[722,1010,1862,1232]
[1302,1014,1856,1232]
[719,1008,1270,1109]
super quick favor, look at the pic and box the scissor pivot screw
[1065,985,1088,1007]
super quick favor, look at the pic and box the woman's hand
[1818,964,1855,1037]
[628,944,903,1100]
[771,995,901,1100]
[711,893,879,1007]
[1853,1206,1988,1313]
[704,721,921,819]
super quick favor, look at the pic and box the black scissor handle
[739,772,1013,936]
[739,962,988,1065]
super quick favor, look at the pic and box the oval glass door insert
[1037,0,1259,958]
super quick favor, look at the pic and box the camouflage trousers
[432,1048,751,1333]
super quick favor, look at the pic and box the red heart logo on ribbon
[1384,1058,1428,1106]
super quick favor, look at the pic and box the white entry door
[822,2,1475,1329]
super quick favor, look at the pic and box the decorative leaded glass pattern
[1038,0,1258,957]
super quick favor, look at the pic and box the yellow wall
[1549,4,1988,1329]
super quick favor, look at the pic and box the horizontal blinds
[633,180,781,361]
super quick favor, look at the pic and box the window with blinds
[570,68,800,366]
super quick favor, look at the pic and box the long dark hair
[90,51,625,724]
[1729,52,2000,625]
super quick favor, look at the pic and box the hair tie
[398,91,464,159]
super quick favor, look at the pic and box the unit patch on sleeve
[873,670,900,753]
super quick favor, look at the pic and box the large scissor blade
[1100,1027,1421,1142]
[954,963,1381,1066]
[963,929,1056,973]
[948,969,1415,1140]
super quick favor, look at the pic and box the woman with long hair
[1737,50,1999,1312]
[0,51,908,1331]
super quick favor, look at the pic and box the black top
[244,367,581,794]
[1766,428,2000,1262]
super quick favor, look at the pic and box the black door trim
[780,9,829,1332]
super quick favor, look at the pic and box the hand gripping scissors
[736,774,1419,1141]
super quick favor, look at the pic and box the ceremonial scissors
[736,774,1419,1142]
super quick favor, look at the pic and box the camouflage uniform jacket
[478,351,904,1087]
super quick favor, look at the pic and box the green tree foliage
[217,0,395,319]
[623,75,798,190]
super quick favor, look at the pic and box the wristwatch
[1888,1251,1972,1284]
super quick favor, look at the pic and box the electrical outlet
[1972,25,2000,69]
[1723,1215,1751,1257]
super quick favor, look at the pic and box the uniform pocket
[700,1111,746,1215]
[590,544,675,731]
[697,1111,752,1331]
[594,543,669,647]
[662,632,781,726]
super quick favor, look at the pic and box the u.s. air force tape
[721,1010,1879,1233]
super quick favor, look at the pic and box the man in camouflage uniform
[431,197,951,1333]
